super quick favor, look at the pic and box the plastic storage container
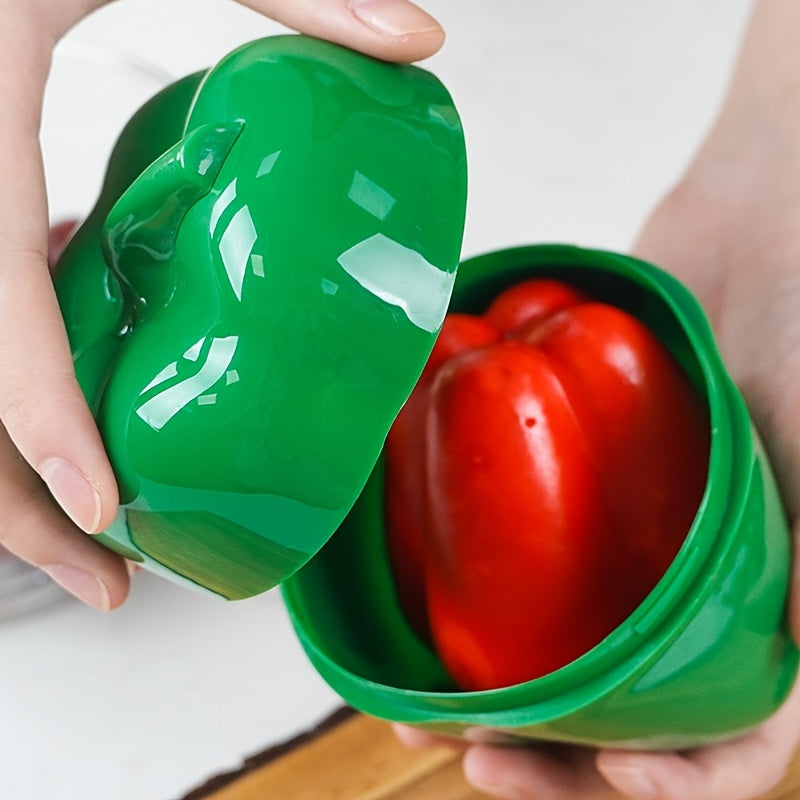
[282,243,799,749]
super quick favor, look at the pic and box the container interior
[284,245,713,695]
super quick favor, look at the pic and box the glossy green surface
[283,244,800,748]
[54,36,467,598]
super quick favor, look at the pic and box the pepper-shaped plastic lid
[53,35,467,599]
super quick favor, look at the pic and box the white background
[0,2,752,798]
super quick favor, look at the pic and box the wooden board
[182,709,800,800]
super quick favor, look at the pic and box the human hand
[393,1,800,797]
[394,675,800,799]
[0,0,442,610]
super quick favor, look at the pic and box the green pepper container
[53,35,467,599]
[282,243,800,749]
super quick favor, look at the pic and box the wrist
[679,0,800,208]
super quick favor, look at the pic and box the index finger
[237,0,445,62]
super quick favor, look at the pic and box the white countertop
[0,2,751,798]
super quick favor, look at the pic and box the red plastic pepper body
[384,278,710,691]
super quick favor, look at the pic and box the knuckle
[0,381,41,435]
[0,239,48,269]
[0,369,79,442]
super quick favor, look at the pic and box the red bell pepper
[384,278,710,691]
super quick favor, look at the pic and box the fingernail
[42,564,111,611]
[40,458,102,533]
[600,765,658,800]
[349,0,441,37]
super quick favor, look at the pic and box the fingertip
[466,742,618,797]
[462,744,550,799]
[375,26,445,63]
[462,745,503,793]
[391,723,458,751]
[39,454,120,536]
[392,723,431,747]
[349,0,445,61]
[93,478,120,536]
[105,571,131,611]
[596,752,659,800]
[40,457,102,534]
[95,555,131,611]
[96,553,132,611]
[238,0,445,63]
[40,558,130,612]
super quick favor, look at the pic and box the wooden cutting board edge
[180,708,800,800]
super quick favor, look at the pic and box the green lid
[53,35,467,598]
